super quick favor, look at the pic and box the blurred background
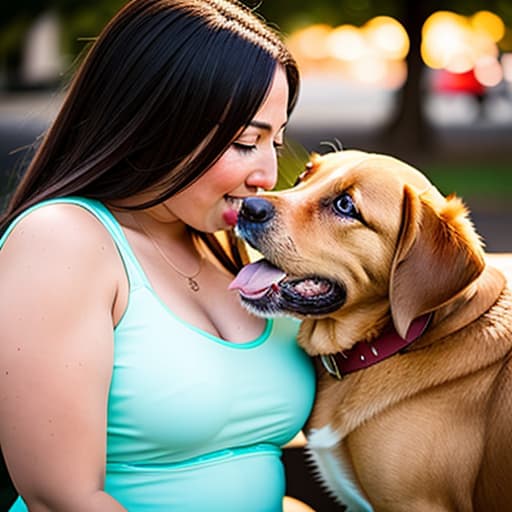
[1,0,512,251]
[0,0,511,510]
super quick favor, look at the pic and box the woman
[0,1,316,510]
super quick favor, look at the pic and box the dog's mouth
[229,259,346,317]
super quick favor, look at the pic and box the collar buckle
[320,354,343,380]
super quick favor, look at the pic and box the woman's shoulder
[4,201,112,248]
[0,202,122,289]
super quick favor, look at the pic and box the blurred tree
[0,0,124,88]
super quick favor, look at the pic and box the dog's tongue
[229,259,286,297]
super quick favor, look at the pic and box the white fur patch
[307,425,373,512]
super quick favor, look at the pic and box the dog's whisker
[320,139,344,154]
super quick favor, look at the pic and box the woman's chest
[107,301,315,463]
[126,254,266,343]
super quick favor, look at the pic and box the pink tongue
[228,260,286,297]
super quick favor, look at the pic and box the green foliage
[425,163,512,200]
[0,0,123,77]
[0,16,33,62]
[59,2,124,57]
[275,138,310,190]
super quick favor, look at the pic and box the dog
[229,150,512,512]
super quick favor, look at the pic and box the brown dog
[230,150,512,512]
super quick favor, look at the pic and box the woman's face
[158,66,290,232]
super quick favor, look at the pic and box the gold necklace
[131,213,203,292]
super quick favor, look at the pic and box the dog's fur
[234,150,512,512]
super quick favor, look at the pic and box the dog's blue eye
[333,193,357,217]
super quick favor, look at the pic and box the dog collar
[320,314,432,380]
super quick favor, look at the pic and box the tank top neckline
[97,201,273,349]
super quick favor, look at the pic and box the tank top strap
[0,196,150,290]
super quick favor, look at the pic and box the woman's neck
[107,200,189,244]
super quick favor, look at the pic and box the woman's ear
[389,186,485,339]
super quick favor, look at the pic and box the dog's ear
[389,186,485,338]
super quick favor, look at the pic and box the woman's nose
[246,150,278,191]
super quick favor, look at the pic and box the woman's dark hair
[0,0,299,272]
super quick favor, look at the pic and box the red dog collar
[320,314,432,379]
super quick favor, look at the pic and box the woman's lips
[223,196,243,226]
[223,208,238,226]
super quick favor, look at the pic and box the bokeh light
[288,24,332,61]
[421,10,505,87]
[327,25,366,61]
[474,55,504,87]
[287,10,509,91]
[287,16,409,90]
[471,10,505,43]
[364,16,409,61]
[421,11,474,72]
[502,53,512,82]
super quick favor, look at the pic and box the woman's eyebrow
[249,120,287,132]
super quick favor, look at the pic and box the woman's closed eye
[232,141,284,155]
[233,142,257,153]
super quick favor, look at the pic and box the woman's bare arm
[0,204,126,511]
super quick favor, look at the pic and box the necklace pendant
[188,277,200,292]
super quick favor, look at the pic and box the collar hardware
[319,314,432,380]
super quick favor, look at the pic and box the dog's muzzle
[236,197,277,253]
[239,197,275,223]
[231,196,347,318]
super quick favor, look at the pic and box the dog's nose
[239,197,274,223]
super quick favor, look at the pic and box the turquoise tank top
[4,197,316,512]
